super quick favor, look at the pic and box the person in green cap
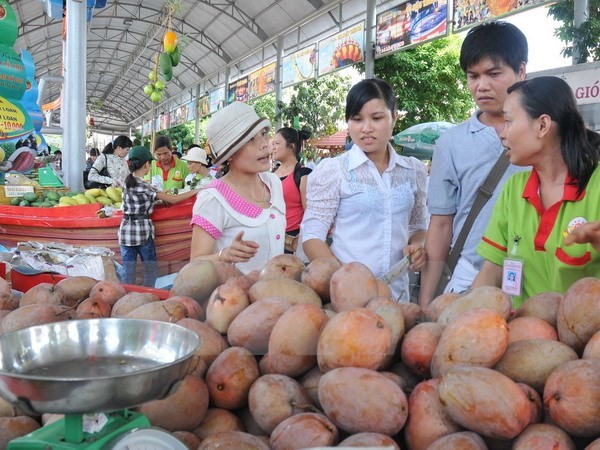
[118,146,199,287]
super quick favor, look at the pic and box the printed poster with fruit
[0,0,37,174]
[453,0,552,31]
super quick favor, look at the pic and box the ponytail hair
[125,156,148,189]
[104,135,133,154]
[507,77,600,195]
[276,127,312,160]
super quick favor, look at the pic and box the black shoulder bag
[84,154,111,189]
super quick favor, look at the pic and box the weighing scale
[0,318,200,449]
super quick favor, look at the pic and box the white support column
[63,0,87,190]
[365,0,376,78]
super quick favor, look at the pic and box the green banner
[0,1,18,47]
[0,47,26,99]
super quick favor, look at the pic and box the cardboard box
[16,241,118,282]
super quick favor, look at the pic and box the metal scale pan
[0,318,200,449]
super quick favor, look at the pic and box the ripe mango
[72,194,90,205]
[106,187,122,203]
[59,196,78,206]
[85,188,103,197]
[96,196,113,206]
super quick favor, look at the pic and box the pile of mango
[9,187,122,208]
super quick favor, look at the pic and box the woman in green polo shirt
[472,76,600,307]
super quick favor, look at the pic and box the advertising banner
[227,76,249,104]
[376,0,449,56]
[209,87,225,113]
[198,95,210,118]
[318,22,365,77]
[282,44,317,88]
[248,62,276,100]
[453,0,552,31]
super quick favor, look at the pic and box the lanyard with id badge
[502,235,523,297]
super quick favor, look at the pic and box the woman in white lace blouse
[301,78,429,302]
[88,135,132,187]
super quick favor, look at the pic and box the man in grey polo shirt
[418,21,529,312]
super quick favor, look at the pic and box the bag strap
[446,151,510,272]
[293,162,303,190]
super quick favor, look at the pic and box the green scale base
[8,410,150,449]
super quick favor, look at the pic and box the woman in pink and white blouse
[189,102,285,274]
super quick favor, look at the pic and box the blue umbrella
[393,121,455,159]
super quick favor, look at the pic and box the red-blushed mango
[227,298,292,355]
[317,308,391,372]
[439,366,531,439]
[172,431,201,449]
[239,408,268,437]
[56,275,98,306]
[318,367,408,436]
[192,408,245,440]
[206,346,259,410]
[508,316,558,343]
[269,412,338,450]
[587,438,600,450]
[170,259,220,310]
[338,432,400,449]
[213,260,243,286]
[205,281,249,334]
[517,382,543,425]
[431,308,508,378]
[300,258,342,302]
[299,366,324,409]
[1,304,73,334]
[198,431,270,449]
[110,292,159,318]
[125,299,187,322]
[167,295,204,321]
[19,282,67,307]
[259,254,305,281]
[248,373,314,434]
[426,291,460,321]
[88,280,127,306]
[512,423,576,450]
[0,416,41,448]
[494,339,578,392]
[366,297,405,361]
[329,262,379,312]
[75,297,111,319]
[543,359,600,437]
[513,291,562,328]
[403,378,462,450]
[266,304,328,377]
[248,278,321,307]
[177,318,229,377]
[556,277,600,354]
[137,375,209,432]
[427,431,487,450]
[400,321,444,379]
[398,302,423,332]
[583,329,600,359]
[0,293,18,311]
[437,286,511,326]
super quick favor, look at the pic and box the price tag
[3,185,34,197]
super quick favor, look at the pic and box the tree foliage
[250,93,277,126]
[370,34,473,132]
[276,73,353,138]
[548,0,600,62]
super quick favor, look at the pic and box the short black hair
[155,135,172,150]
[460,21,528,73]
[345,78,396,122]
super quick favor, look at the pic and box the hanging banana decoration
[142,0,184,103]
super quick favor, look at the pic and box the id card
[502,258,523,296]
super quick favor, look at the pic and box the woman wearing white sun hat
[189,101,285,273]
[181,145,215,191]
